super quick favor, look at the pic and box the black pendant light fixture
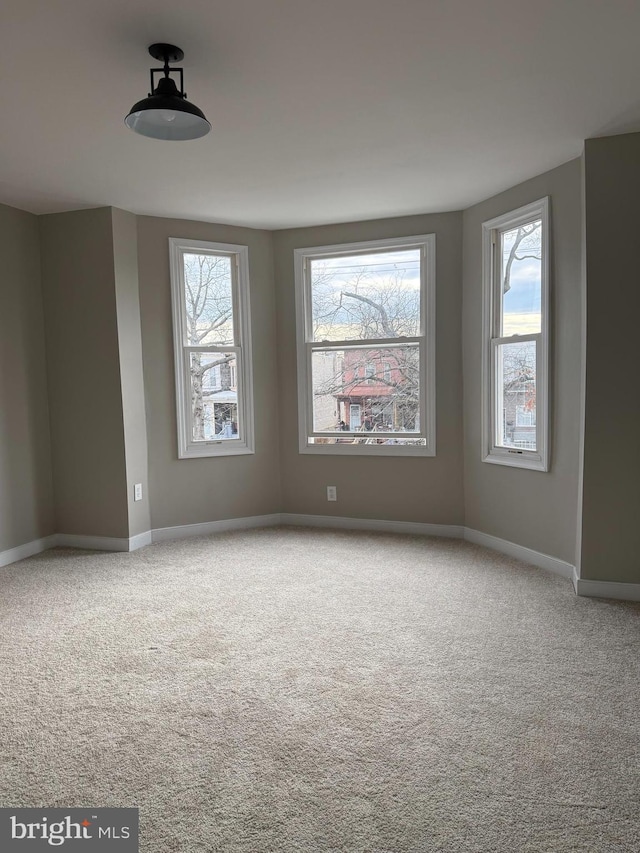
[125,43,211,141]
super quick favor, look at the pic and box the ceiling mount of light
[125,43,211,141]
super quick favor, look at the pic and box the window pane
[310,249,421,341]
[500,220,542,336]
[189,352,238,442]
[183,253,234,345]
[311,345,420,434]
[495,340,536,450]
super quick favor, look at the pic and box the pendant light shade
[125,44,211,141]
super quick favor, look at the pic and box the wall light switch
[134,483,143,502]
[327,486,337,501]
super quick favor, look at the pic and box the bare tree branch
[342,291,396,337]
[503,223,541,294]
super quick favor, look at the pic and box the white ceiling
[2,0,640,229]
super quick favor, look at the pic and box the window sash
[305,339,425,439]
[178,248,239,348]
[304,245,426,343]
[490,335,541,453]
[491,222,543,339]
[181,346,245,446]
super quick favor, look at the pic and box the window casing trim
[169,237,255,459]
[294,234,436,457]
[481,198,550,471]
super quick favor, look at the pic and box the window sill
[300,443,435,458]
[482,450,548,472]
[178,445,255,460]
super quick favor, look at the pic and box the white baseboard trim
[572,567,579,594]
[151,513,282,543]
[280,512,464,539]
[463,528,575,580]
[130,531,153,551]
[56,531,153,552]
[11,516,640,602]
[56,534,133,552]
[0,534,58,568]
[572,569,640,602]
[1,531,156,564]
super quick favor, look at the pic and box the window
[294,234,436,456]
[482,198,549,470]
[169,238,254,458]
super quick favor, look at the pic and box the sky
[311,249,421,290]
[501,225,542,335]
[309,240,542,337]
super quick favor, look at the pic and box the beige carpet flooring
[1,527,639,852]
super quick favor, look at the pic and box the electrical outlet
[327,486,337,501]
[134,483,143,502]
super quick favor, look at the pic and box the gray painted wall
[4,142,636,589]
[462,159,583,565]
[39,208,129,538]
[0,204,54,551]
[136,216,281,531]
[580,134,640,583]
[111,208,151,539]
[273,213,464,524]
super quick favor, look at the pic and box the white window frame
[294,234,436,457]
[481,198,549,471]
[169,237,254,459]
